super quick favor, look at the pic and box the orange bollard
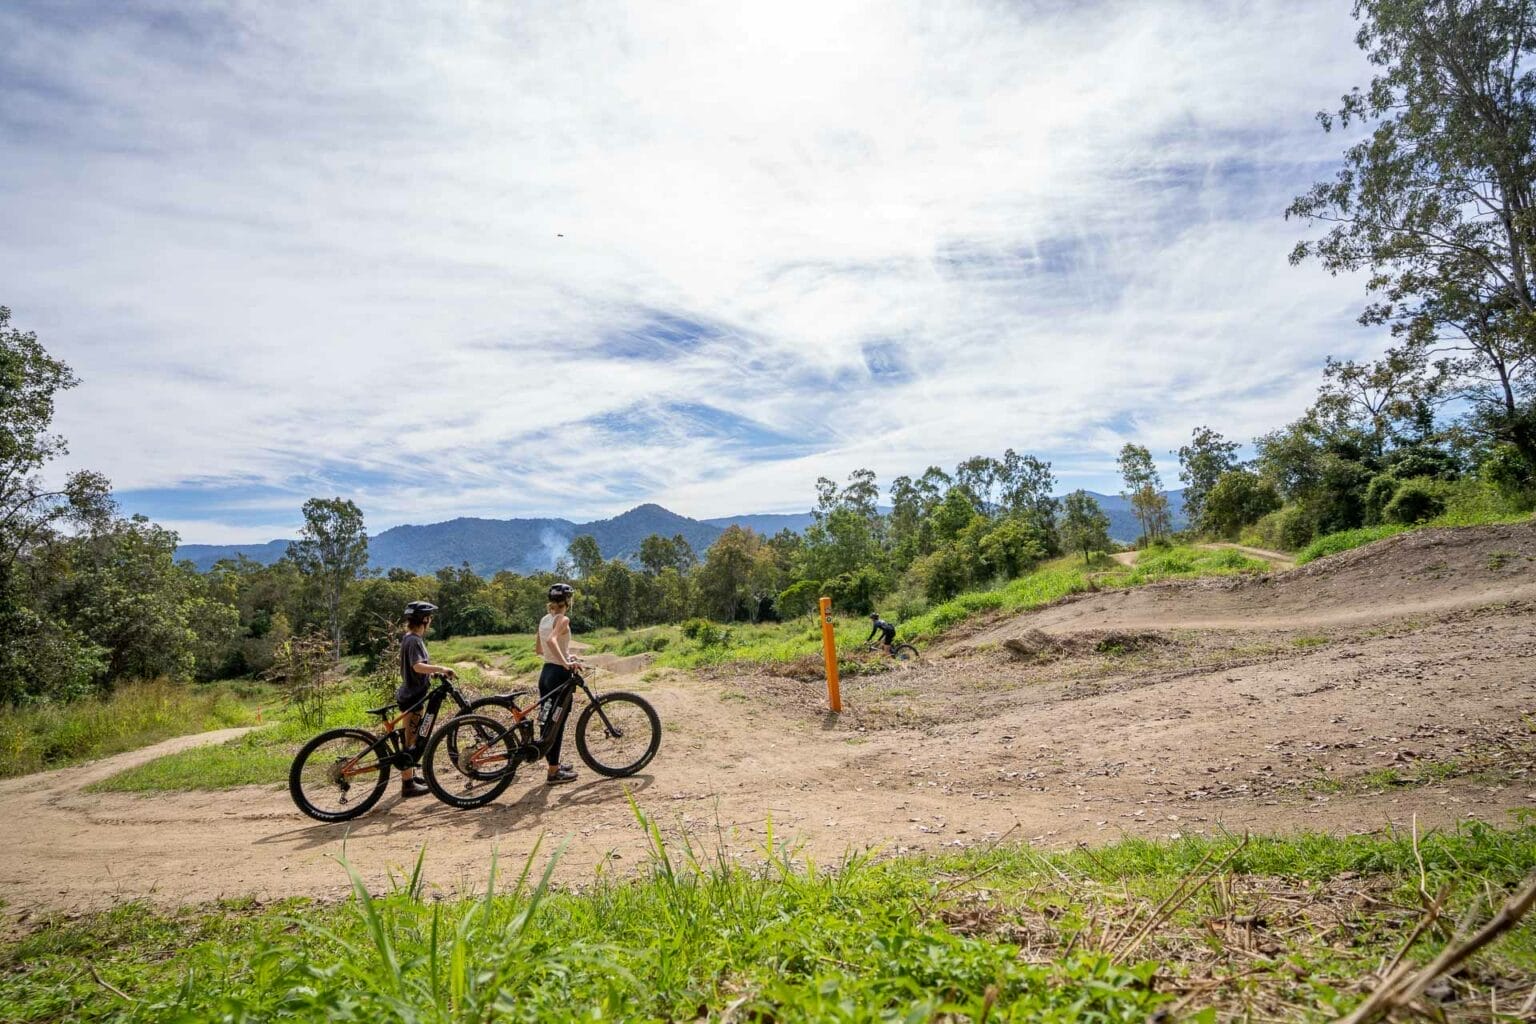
[819,596,842,713]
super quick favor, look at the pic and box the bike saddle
[367,703,398,718]
[495,689,531,700]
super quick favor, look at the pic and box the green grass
[1295,524,1413,565]
[1112,545,1267,586]
[0,679,271,780]
[5,820,1533,1023]
[86,686,387,793]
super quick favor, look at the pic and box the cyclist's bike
[859,640,920,662]
[422,665,660,809]
[288,674,518,822]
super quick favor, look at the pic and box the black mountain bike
[422,666,660,809]
[858,640,920,662]
[288,675,518,822]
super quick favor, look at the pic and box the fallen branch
[1337,871,1536,1024]
[88,964,134,1003]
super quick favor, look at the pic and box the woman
[534,582,581,784]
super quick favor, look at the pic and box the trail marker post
[819,596,842,712]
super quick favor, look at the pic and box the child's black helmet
[869,612,880,620]
[405,600,438,618]
[548,583,575,602]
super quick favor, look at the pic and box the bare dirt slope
[3,524,1534,919]
[960,524,1536,644]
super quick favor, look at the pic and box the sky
[0,1,1382,544]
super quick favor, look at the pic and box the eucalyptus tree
[287,497,369,657]
[1289,0,1536,473]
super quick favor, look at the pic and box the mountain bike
[422,666,661,809]
[288,674,520,822]
[858,640,920,662]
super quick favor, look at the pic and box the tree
[1314,349,1445,457]
[994,449,1060,554]
[1289,0,1536,476]
[286,497,368,657]
[1176,427,1241,532]
[0,306,113,569]
[977,518,1047,578]
[695,526,761,620]
[1058,490,1112,564]
[567,534,602,578]
[1201,470,1282,539]
[1117,444,1169,543]
[954,456,1002,517]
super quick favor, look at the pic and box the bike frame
[335,677,472,781]
[460,668,617,774]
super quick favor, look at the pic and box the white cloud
[0,0,1381,541]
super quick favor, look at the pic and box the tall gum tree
[287,497,368,658]
[1289,0,1536,473]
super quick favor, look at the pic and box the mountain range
[174,492,1184,575]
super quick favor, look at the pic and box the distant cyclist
[397,600,457,799]
[865,612,897,655]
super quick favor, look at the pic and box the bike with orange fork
[422,666,660,809]
[287,674,519,822]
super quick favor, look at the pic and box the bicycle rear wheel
[424,714,517,809]
[575,692,661,777]
[891,643,919,662]
[289,728,390,822]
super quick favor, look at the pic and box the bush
[776,579,823,619]
[1201,470,1281,538]
[679,620,731,649]
[1247,505,1315,551]
[1362,474,1399,525]
[1383,478,1446,524]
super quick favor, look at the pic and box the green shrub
[1362,474,1399,525]
[1248,505,1315,551]
[1383,478,1446,524]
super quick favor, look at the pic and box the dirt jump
[3,523,1534,919]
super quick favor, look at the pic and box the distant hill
[178,503,731,576]
[176,492,1184,574]
[1081,489,1187,542]
[704,512,816,535]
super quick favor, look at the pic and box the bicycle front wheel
[891,643,919,662]
[424,714,517,810]
[575,692,661,777]
[289,728,390,822]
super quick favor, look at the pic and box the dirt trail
[3,524,1534,918]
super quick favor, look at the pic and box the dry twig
[1336,871,1536,1024]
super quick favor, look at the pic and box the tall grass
[88,685,387,792]
[5,820,1534,1023]
[0,680,264,779]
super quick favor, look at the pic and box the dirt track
[3,525,1534,918]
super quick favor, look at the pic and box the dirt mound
[961,523,1535,648]
[999,629,1172,663]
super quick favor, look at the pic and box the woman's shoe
[545,766,577,785]
[401,777,432,798]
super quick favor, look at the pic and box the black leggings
[537,662,575,766]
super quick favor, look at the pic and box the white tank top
[538,613,565,664]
